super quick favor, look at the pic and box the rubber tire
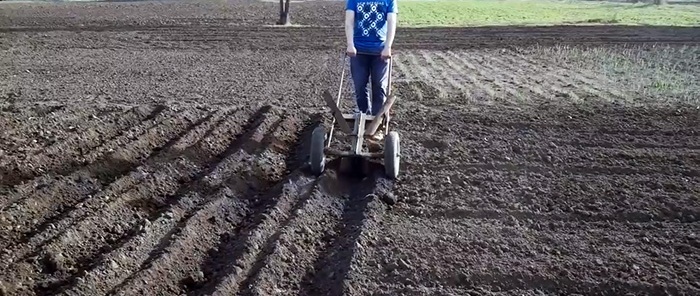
[310,125,326,175]
[384,131,400,179]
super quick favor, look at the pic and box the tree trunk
[277,0,291,25]
[654,0,667,5]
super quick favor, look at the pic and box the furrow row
[0,104,164,188]
[106,111,307,296]
[0,108,209,252]
[0,109,226,278]
[0,106,268,296]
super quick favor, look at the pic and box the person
[345,0,397,141]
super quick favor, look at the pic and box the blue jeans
[350,53,389,116]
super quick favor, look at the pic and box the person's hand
[381,47,392,60]
[347,45,357,57]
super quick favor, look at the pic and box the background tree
[278,0,291,25]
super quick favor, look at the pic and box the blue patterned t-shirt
[346,0,398,54]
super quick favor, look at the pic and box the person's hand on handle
[381,47,391,60]
[347,45,357,57]
[383,5,397,61]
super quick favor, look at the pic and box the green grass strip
[397,0,700,27]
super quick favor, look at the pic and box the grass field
[398,0,700,26]
[528,44,700,104]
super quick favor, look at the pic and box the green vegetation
[527,44,700,105]
[398,0,700,27]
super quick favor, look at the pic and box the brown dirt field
[1,1,699,296]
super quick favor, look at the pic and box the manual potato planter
[309,54,400,179]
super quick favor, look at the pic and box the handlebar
[346,51,392,59]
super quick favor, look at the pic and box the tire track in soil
[479,136,699,165]
[0,104,164,189]
[561,138,700,151]
[0,106,204,252]
[182,169,391,296]
[299,173,390,296]
[396,118,699,179]
[0,107,213,295]
[442,139,700,177]
[401,105,700,169]
[233,169,391,296]
[99,110,308,296]
[429,156,699,178]
[474,121,700,151]
[182,172,321,296]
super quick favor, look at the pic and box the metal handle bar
[346,51,393,59]
[326,51,348,147]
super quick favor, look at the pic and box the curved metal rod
[326,51,348,147]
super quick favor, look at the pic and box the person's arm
[381,0,398,59]
[345,0,356,56]
[385,12,397,49]
[345,10,355,49]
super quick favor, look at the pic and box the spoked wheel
[310,125,326,175]
[384,131,400,179]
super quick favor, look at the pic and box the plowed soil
[1,1,699,295]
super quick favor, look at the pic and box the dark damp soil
[0,1,698,295]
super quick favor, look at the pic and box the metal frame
[322,52,395,159]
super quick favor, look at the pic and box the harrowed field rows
[0,0,699,295]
